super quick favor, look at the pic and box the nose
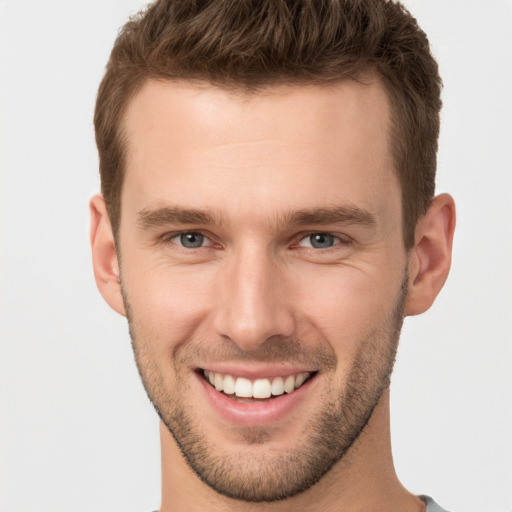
[212,245,295,352]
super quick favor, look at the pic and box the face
[118,79,409,501]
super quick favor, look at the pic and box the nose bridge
[213,242,294,351]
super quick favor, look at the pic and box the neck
[159,389,424,512]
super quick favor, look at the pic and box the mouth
[201,369,316,402]
[196,366,319,426]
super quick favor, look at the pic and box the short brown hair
[94,0,441,249]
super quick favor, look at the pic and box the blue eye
[309,234,335,248]
[299,233,340,249]
[173,232,207,248]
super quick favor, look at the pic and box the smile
[203,370,313,400]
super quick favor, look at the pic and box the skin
[91,78,455,511]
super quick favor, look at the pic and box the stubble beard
[122,275,407,503]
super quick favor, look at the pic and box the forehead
[121,78,398,226]
[123,77,391,152]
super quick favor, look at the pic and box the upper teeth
[204,370,311,399]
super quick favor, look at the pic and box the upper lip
[196,364,316,380]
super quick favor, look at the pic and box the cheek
[293,264,401,367]
[122,258,216,353]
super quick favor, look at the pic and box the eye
[169,232,211,249]
[297,233,343,249]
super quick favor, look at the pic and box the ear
[405,193,456,316]
[90,194,126,316]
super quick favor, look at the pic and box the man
[90,0,455,510]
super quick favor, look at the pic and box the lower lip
[196,372,316,427]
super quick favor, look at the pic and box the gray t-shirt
[151,496,450,511]
[422,495,451,512]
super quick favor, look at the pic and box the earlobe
[89,194,126,316]
[405,193,456,316]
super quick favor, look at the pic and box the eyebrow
[136,205,376,230]
[284,206,376,228]
[137,206,227,229]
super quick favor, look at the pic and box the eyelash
[294,232,350,250]
[160,231,216,249]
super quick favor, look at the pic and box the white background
[1,1,511,511]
